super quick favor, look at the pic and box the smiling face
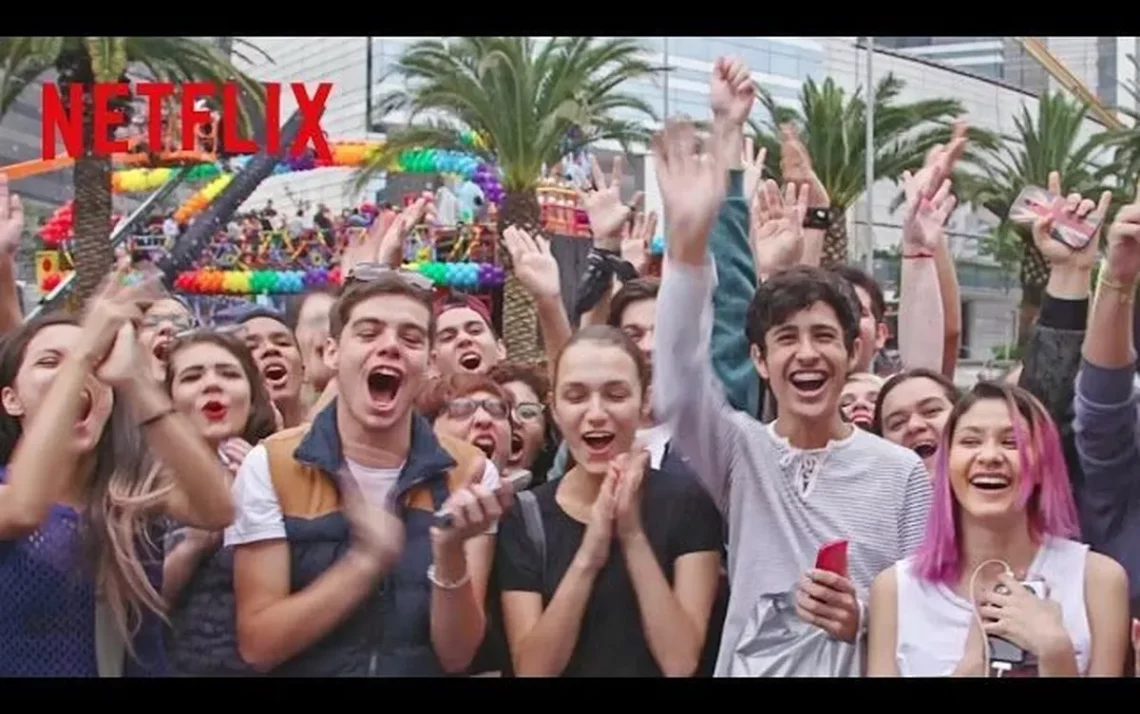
[947,398,1025,525]
[501,380,547,470]
[618,298,657,368]
[294,292,336,392]
[850,285,887,373]
[1,323,113,453]
[840,373,882,430]
[241,316,303,405]
[755,301,860,425]
[168,341,253,447]
[433,388,513,471]
[433,306,505,376]
[138,298,194,381]
[554,341,644,475]
[328,293,431,433]
[878,376,954,471]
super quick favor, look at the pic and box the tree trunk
[1016,238,1050,349]
[821,209,848,269]
[71,89,115,303]
[497,189,543,364]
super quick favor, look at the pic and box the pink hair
[914,382,1080,584]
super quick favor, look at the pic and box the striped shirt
[653,258,932,677]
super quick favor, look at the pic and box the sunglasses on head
[347,262,435,292]
[174,323,248,341]
[446,397,510,421]
[141,313,196,332]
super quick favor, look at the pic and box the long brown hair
[0,313,169,654]
[163,330,278,445]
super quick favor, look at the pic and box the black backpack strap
[516,490,546,589]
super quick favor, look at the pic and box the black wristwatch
[803,207,831,230]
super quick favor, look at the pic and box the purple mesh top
[0,468,168,676]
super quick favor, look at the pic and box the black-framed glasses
[347,262,435,292]
[513,402,544,422]
[446,397,510,421]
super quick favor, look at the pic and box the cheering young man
[652,58,932,677]
[225,274,511,676]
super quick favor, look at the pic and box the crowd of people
[2,55,1140,678]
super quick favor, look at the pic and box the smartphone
[432,470,532,530]
[986,578,1046,671]
[815,539,848,578]
[1010,185,1104,251]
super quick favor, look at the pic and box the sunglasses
[347,262,435,291]
[513,402,544,422]
[446,397,510,421]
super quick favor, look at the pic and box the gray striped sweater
[653,258,933,677]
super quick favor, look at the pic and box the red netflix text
[41,82,333,162]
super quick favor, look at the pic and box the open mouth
[458,352,483,372]
[509,433,525,461]
[969,472,1011,491]
[471,434,498,459]
[263,363,289,385]
[581,431,616,454]
[789,370,829,396]
[849,410,873,429]
[152,340,172,362]
[366,366,403,408]
[201,400,228,422]
[912,441,938,459]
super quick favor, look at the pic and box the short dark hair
[330,274,435,341]
[607,278,660,327]
[831,264,886,323]
[284,285,341,332]
[745,265,861,357]
[872,367,959,435]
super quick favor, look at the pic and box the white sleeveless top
[895,536,1091,676]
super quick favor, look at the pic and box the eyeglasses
[347,262,435,292]
[445,397,510,421]
[513,402,544,422]
[141,313,196,332]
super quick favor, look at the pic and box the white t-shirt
[224,444,501,547]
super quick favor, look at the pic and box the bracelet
[138,407,175,428]
[426,564,471,590]
[1096,269,1138,305]
[902,252,934,259]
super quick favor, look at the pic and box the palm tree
[959,92,1121,341]
[353,37,663,363]
[749,74,998,267]
[0,37,268,301]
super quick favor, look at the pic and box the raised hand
[613,449,650,542]
[779,124,828,210]
[752,179,810,276]
[502,225,561,300]
[0,173,24,257]
[652,120,728,265]
[741,136,767,205]
[621,210,658,276]
[1032,171,1110,271]
[1105,179,1140,286]
[909,120,968,200]
[709,56,755,126]
[583,155,643,243]
[901,175,957,256]
[76,266,158,384]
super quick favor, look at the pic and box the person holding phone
[866,382,1130,677]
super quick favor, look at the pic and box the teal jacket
[548,170,757,479]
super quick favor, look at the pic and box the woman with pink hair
[866,381,1130,677]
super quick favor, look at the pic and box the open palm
[901,175,957,255]
[752,180,809,275]
[582,155,642,242]
[503,226,560,300]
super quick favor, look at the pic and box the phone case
[815,539,848,578]
[1010,185,1103,251]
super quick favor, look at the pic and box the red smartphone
[1010,185,1104,251]
[815,539,849,578]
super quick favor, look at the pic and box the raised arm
[652,116,738,512]
[1074,188,1140,543]
[896,174,952,372]
[501,227,572,365]
[577,155,643,328]
[0,175,25,333]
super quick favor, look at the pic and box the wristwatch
[803,207,831,230]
